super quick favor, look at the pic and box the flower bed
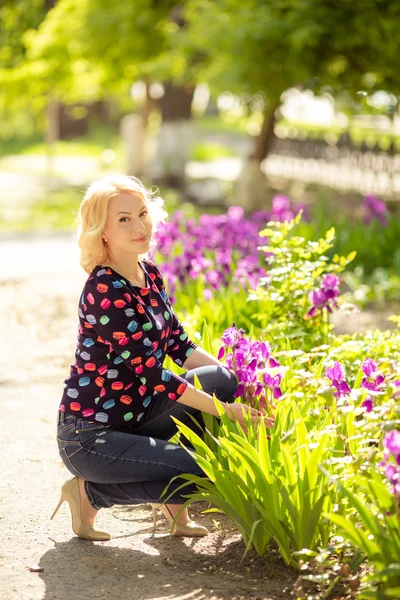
[154,209,400,598]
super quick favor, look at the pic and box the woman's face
[102,192,153,258]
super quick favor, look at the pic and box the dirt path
[0,248,297,600]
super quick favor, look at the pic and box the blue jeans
[56,366,237,509]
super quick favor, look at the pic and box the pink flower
[362,358,377,377]
[361,397,374,412]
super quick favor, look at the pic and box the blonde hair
[75,174,168,274]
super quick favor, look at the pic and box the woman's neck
[104,254,143,283]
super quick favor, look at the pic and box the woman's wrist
[177,384,226,417]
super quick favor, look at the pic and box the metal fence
[263,133,400,198]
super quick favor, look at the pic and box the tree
[0,0,199,183]
[177,0,400,207]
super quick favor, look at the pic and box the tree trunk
[45,97,60,178]
[159,81,195,122]
[141,81,158,130]
[234,102,279,211]
[148,5,195,188]
[251,102,279,163]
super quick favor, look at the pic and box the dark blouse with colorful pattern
[59,259,197,427]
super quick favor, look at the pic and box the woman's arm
[182,346,225,371]
[176,382,274,428]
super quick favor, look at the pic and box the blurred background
[1,0,400,320]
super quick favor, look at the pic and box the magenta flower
[227,206,245,219]
[362,358,377,377]
[263,372,283,399]
[272,195,291,212]
[220,325,245,348]
[154,206,270,299]
[361,358,385,392]
[307,275,340,318]
[250,341,271,364]
[363,194,388,227]
[381,430,400,495]
[326,362,345,382]
[383,430,400,461]
[321,274,341,300]
[326,361,351,399]
[220,328,282,407]
[361,396,374,412]
[268,357,281,368]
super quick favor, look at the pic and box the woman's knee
[219,367,238,403]
[185,365,237,403]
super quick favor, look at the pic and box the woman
[52,174,274,541]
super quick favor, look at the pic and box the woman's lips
[132,236,147,242]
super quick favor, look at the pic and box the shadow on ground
[38,507,296,600]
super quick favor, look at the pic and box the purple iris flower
[220,328,282,405]
[322,274,340,290]
[250,341,271,364]
[363,194,388,227]
[263,372,283,399]
[218,325,246,360]
[381,430,400,495]
[383,430,400,461]
[307,274,341,318]
[326,362,345,382]
[361,396,374,412]
[326,361,351,399]
[154,205,271,298]
[221,326,245,348]
[361,358,385,392]
[362,358,377,377]
[268,357,281,368]
[321,274,341,300]
[272,195,291,212]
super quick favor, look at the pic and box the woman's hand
[223,402,275,429]
[244,383,276,412]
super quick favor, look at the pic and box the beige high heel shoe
[51,477,111,541]
[150,503,208,537]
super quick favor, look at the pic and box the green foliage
[343,266,400,308]
[3,0,400,130]
[0,0,180,104]
[162,397,338,567]
[323,470,400,598]
[181,0,400,105]
[296,209,400,275]
[162,299,400,575]
[189,141,238,162]
[250,214,355,350]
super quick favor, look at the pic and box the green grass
[0,184,225,234]
[190,141,239,162]
[194,114,250,136]
[0,187,83,233]
[0,125,121,158]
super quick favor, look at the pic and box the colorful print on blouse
[59,259,197,427]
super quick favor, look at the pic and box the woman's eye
[140,211,148,218]
[119,217,129,222]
